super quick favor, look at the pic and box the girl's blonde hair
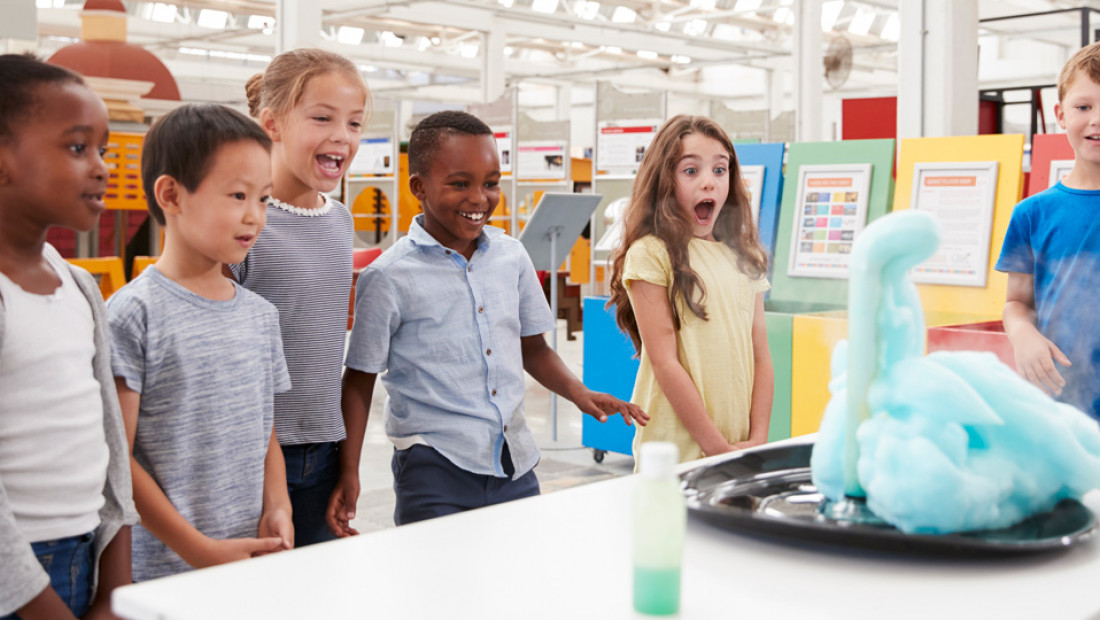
[608,114,768,354]
[245,48,370,119]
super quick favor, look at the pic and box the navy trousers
[392,442,540,525]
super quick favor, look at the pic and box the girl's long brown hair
[607,115,768,354]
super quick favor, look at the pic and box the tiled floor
[347,321,637,534]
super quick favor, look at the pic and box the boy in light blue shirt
[342,111,648,526]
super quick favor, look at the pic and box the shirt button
[478,306,484,313]
[486,348,492,355]
[491,389,498,396]
[445,250,451,255]
[504,425,509,432]
[467,266,472,272]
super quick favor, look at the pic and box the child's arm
[327,369,375,537]
[256,429,294,554]
[115,379,286,568]
[521,334,649,426]
[10,588,78,620]
[1003,272,1071,396]
[82,525,130,620]
[631,279,732,456]
[731,292,772,450]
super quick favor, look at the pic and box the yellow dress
[623,235,770,463]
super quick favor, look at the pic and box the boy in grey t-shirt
[108,104,293,581]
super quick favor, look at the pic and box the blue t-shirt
[345,215,555,479]
[995,182,1100,419]
[107,267,291,581]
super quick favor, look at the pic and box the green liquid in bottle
[633,565,681,615]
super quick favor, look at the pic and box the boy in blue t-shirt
[997,41,1100,421]
[108,104,293,580]
[342,111,648,527]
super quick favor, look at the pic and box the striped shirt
[231,195,354,445]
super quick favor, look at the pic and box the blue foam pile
[812,342,1100,534]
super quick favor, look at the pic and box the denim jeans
[282,441,340,547]
[1,531,94,620]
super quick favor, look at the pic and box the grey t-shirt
[107,267,291,582]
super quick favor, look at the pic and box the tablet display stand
[519,192,601,441]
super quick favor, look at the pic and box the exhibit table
[113,437,1100,620]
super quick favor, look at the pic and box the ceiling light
[247,15,274,30]
[337,26,364,45]
[736,0,761,12]
[460,43,479,58]
[576,1,600,20]
[683,19,708,36]
[636,49,658,60]
[380,31,404,47]
[821,1,844,30]
[655,21,671,32]
[417,36,431,51]
[532,0,558,14]
[149,3,178,23]
[881,13,900,41]
[498,0,514,6]
[611,6,636,23]
[690,0,716,8]
[196,9,228,29]
[603,45,622,54]
[849,8,875,36]
[671,55,692,64]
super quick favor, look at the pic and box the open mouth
[316,154,345,176]
[83,192,106,208]
[693,199,715,223]
[235,234,255,247]
[459,211,485,223]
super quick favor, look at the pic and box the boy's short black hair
[407,110,494,176]
[141,103,271,225]
[0,53,84,146]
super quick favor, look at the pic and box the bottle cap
[639,441,679,478]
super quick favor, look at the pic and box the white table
[112,439,1100,620]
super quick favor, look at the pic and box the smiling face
[410,132,501,259]
[267,71,366,203]
[673,132,730,241]
[1057,69,1100,177]
[167,139,272,267]
[0,82,110,233]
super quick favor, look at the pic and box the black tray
[681,442,1097,555]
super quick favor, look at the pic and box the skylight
[337,26,364,45]
[611,6,636,23]
[532,0,559,14]
[196,9,228,29]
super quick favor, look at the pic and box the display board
[595,120,661,179]
[768,139,896,308]
[892,134,1026,317]
[1048,159,1074,187]
[785,164,871,279]
[732,142,786,267]
[346,97,400,247]
[1027,133,1073,197]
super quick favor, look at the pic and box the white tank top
[0,245,107,542]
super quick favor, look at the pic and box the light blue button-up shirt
[346,215,555,478]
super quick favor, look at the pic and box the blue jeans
[392,442,540,525]
[1,531,94,620]
[282,441,340,547]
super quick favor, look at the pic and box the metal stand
[548,226,560,441]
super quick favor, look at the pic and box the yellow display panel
[892,134,1025,318]
[104,131,145,211]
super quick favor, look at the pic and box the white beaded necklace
[268,193,332,217]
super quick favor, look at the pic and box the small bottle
[633,442,686,615]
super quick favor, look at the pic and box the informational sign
[909,161,999,287]
[348,137,394,176]
[596,120,661,178]
[786,164,872,279]
[517,141,568,180]
[1048,159,1074,188]
[493,129,513,176]
[740,164,765,224]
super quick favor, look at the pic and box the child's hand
[326,473,361,538]
[570,388,649,427]
[82,600,122,620]
[1013,328,1071,396]
[194,536,287,567]
[730,438,766,452]
[255,507,294,557]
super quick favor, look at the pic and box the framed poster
[596,120,661,178]
[517,140,568,180]
[786,163,872,279]
[1048,159,1074,188]
[348,137,394,176]
[740,164,765,224]
[909,161,999,287]
[493,128,513,176]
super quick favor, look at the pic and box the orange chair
[349,248,384,329]
[131,255,157,279]
[67,257,126,299]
